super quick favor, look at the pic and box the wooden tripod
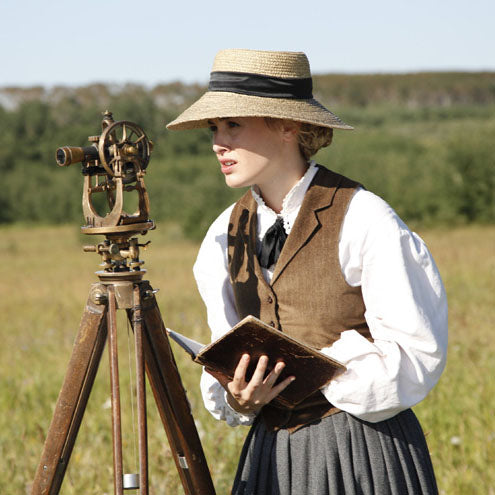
[32,274,216,494]
[36,112,215,493]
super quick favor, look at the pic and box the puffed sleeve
[320,189,448,423]
[193,204,257,426]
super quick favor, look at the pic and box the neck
[257,156,308,213]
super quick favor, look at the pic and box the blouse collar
[251,161,318,220]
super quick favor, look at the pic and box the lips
[219,158,236,174]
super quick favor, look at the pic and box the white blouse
[193,162,448,426]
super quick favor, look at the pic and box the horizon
[2,68,495,92]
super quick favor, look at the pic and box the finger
[250,355,269,384]
[266,375,296,402]
[232,354,250,385]
[263,361,285,387]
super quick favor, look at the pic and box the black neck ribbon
[259,217,287,269]
[208,71,313,99]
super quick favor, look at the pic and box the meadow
[1,223,494,494]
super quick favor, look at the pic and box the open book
[167,315,346,408]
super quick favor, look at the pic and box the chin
[225,176,250,189]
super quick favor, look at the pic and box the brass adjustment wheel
[98,120,152,182]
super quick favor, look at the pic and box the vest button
[267,295,273,304]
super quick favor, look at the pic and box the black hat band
[208,71,313,99]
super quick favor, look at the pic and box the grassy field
[1,223,494,494]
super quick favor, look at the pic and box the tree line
[1,72,494,238]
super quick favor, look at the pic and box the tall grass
[1,224,493,494]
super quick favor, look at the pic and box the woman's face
[209,117,288,190]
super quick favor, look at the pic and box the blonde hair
[264,118,333,160]
[297,123,333,160]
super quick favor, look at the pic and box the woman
[167,49,447,495]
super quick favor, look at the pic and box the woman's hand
[206,354,295,415]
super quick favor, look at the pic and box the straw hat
[166,49,353,131]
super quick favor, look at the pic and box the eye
[227,120,240,129]
[208,124,217,133]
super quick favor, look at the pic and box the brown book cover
[167,315,346,407]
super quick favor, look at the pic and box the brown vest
[228,165,372,431]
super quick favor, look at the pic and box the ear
[279,120,300,143]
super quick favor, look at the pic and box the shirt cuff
[222,389,258,425]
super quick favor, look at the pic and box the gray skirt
[232,409,438,495]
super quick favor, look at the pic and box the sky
[1,0,494,88]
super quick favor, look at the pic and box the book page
[167,329,204,358]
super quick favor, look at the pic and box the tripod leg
[134,281,216,495]
[32,284,108,495]
[133,285,149,495]
[107,285,124,495]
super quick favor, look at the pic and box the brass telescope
[56,144,99,166]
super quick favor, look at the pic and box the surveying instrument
[32,112,215,494]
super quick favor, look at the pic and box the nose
[212,129,229,155]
